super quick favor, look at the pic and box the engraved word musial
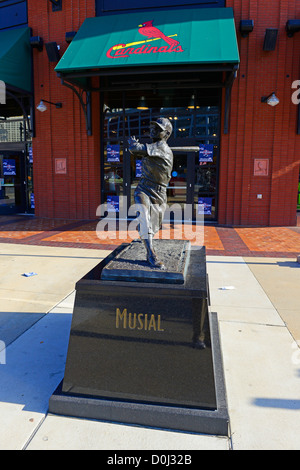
[116,308,165,332]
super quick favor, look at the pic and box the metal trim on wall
[0,142,26,151]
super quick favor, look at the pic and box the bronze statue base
[101,239,191,284]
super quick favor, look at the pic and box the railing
[105,107,219,141]
[0,116,31,143]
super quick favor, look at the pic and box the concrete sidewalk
[0,243,299,450]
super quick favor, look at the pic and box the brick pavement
[0,215,300,258]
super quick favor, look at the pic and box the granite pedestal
[49,240,229,436]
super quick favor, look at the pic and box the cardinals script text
[107,43,184,59]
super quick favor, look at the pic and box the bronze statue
[128,117,173,269]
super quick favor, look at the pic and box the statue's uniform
[129,140,173,239]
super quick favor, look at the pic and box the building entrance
[0,150,26,214]
[102,86,220,221]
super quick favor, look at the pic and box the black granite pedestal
[49,240,229,436]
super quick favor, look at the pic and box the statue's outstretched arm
[128,136,147,155]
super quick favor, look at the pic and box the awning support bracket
[61,79,92,136]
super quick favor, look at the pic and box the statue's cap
[150,117,173,136]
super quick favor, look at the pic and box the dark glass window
[96,0,225,15]
[0,1,28,30]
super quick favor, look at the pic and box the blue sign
[136,160,142,178]
[107,144,120,162]
[30,193,35,209]
[3,159,16,176]
[199,144,213,163]
[198,197,212,215]
[107,195,119,212]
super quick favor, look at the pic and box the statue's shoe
[147,253,166,270]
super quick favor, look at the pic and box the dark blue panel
[0,1,28,30]
[0,0,25,5]
[96,0,225,15]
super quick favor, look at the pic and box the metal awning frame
[58,63,239,136]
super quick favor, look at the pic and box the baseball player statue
[128,117,173,270]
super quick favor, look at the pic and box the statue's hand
[128,136,139,146]
[128,136,146,156]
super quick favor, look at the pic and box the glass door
[101,90,220,222]
[103,108,127,215]
[193,108,220,221]
[26,144,34,214]
[0,151,26,214]
[194,141,219,221]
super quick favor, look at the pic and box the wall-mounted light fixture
[30,36,43,52]
[261,93,280,107]
[286,19,300,37]
[240,20,254,38]
[36,100,63,112]
[45,42,60,62]
[263,29,278,51]
[48,0,62,11]
[65,31,77,44]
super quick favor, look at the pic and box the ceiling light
[137,96,148,110]
[188,94,196,109]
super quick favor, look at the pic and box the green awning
[0,27,32,94]
[56,7,239,74]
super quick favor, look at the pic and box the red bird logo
[138,20,180,47]
[106,20,184,59]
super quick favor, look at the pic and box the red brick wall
[220,0,300,226]
[28,0,100,219]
